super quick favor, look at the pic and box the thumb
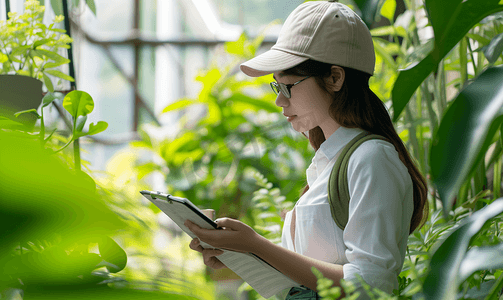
[215,217,240,230]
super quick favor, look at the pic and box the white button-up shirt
[281,126,414,295]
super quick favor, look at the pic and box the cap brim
[240,49,309,77]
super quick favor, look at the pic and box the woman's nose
[275,93,289,108]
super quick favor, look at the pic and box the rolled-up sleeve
[342,141,413,295]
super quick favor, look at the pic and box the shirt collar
[305,126,367,187]
[318,126,367,161]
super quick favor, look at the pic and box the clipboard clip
[151,191,163,201]
[150,191,173,204]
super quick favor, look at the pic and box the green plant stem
[467,39,478,77]
[436,60,447,119]
[473,160,488,210]
[53,136,74,153]
[40,106,45,146]
[414,82,428,178]
[404,102,421,166]
[457,180,470,210]
[0,39,17,72]
[74,138,81,171]
[484,272,503,300]
[460,37,468,89]
[494,154,502,200]
[421,77,438,137]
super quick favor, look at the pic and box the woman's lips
[287,115,297,122]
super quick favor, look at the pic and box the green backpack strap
[328,131,390,231]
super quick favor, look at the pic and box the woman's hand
[188,237,227,269]
[185,218,263,254]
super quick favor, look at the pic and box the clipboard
[139,190,300,298]
[140,190,220,249]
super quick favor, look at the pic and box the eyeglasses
[270,76,311,99]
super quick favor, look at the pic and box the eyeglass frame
[270,76,311,99]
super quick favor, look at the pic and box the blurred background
[2,0,503,299]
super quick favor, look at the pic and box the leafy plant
[0,0,74,92]
[11,90,108,171]
[127,29,311,225]
[0,129,127,296]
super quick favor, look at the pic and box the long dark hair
[283,60,428,234]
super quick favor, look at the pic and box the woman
[185,0,429,298]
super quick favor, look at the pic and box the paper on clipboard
[141,191,300,299]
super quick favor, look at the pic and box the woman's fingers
[188,238,227,269]
[189,238,203,253]
[202,249,227,269]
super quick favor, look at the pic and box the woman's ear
[325,65,345,92]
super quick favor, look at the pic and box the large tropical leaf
[422,198,503,299]
[429,66,503,214]
[391,0,503,122]
[458,243,503,283]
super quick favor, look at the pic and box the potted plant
[0,0,74,126]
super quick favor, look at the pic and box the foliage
[309,0,503,298]
[47,0,97,16]
[0,130,125,296]
[128,28,312,228]
[0,0,74,92]
[5,0,503,298]
[249,171,294,244]
[0,90,213,299]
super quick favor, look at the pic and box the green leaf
[485,274,503,300]
[35,49,69,65]
[72,0,80,7]
[373,39,397,69]
[75,115,87,132]
[466,33,491,46]
[10,46,30,57]
[482,33,503,64]
[43,59,71,69]
[33,39,52,49]
[370,25,406,38]
[45,70,74,82]
[225,33,247,57]
[98,236,127,273]
[50,0,63,16]
[422,199,503,299]
[161,98,197,113]
[380,0,396,22]
[43,74,54,93]
[0,52,8,63]
[42,92,57,108]
[458,243,503,282]
[224,93,280,113]
[200,99,222,126]
[391,0,503,122]
[86,121,108,136]
[353,0,381,27]
[14,109,40,119]
[430,66,503,214]
[86,0,97,16]
[49,28,67,33]
[0,117,26,130]
[16,70,31,76]
[63,90,94,118]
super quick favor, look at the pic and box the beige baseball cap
[240,0,375,77]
